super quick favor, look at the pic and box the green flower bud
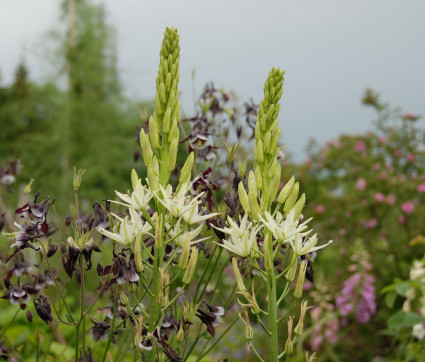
[131,169,139,190]
[294,260,308,298]
[248,190,260,221]
[293,193,306,220]
[168,138,178,171]
[248,171,257,198]
[118,286,129,305]
[139,129,153,167]
[269,164,281,202]
[284,182,299,213]
[254,166,262,190]
[179,152,195,184]
[183,247,198,284]
[168,119,179,142]
[285,253,298,282]
[255,139,264,162]
[238,182,250,214]
[294,300,309,336]
[148,116,160,149]
[163,108,171,133]
[73,167,87,191]
[238,158,247,178]
[179,233,191,269]
[147,167,159,192]
[277,175,295,204]
[284,316,294,354]
[134,234,144,273]
[232,258,246,292]
[270,127,281,155]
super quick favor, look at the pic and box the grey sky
[1,0,424,160]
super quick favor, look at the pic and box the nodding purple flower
[190,168,220,210]
[62,240,81,278]
[197,145,217,162]
[62,238,101,278]
[1,284,38,309]
[195,302,224,337]
[89,202,109,230]
[15,192,53,225]
[33,295,53,324]
[113,252,139,285]
[0,341,11,360]
[34,270,54,290]
[9,260,32,278]
[0,158,21,186]
[157,336,183,362]
[91,321,111,342]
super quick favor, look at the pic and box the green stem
[80,255,86,361]
[266,233,278,362]
[102,285,117,362]
[146,216,165,362]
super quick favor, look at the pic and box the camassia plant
[0,27,331,361]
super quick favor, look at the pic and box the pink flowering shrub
[284,90,425,359]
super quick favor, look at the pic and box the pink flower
[417,182,425,193]
[378,136,386,143]
[356,178,367,191]
[379,172,387,180]
[315,204,325,214]
[345,211,352,217]
[402,113,419,121]
[373,163,381,171]
[386,194,396,206]
[355,140,366,152]
[374,192,385,202]
[365,218,378,229]
[398,215,406,225]
[339,228,347,236]
[401,201,415,214]
[407,153,415,162]
[394,149,402,158]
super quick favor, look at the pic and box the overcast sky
[1,0,424,160]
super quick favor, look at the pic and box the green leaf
[380,284,395,294]
[388,312,425,330]
[395,282,409,296]
[388,312,405,329]
[65,314,73,323]
[385,292,397,309]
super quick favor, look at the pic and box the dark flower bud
[65,213,72,227]
[33,295,53,324]
[26,310,33,323]
[47,244,58,258]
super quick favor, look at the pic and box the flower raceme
[98,208,153,245]
[213,213,262,258]
[259,208,312,244]
[154,183,219,224]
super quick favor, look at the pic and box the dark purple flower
[33,295,53,324]
[196,302,224,337]
[1,284,38,309]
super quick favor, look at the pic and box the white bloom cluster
[215,208,332,258]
